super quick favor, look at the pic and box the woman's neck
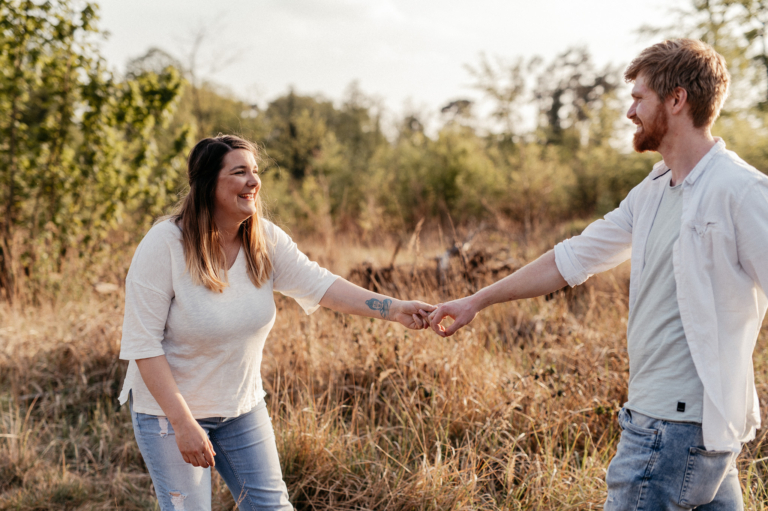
[213,214,242,247]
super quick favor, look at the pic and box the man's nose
[627,103,636,119]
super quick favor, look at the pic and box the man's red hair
[625,39,730,129]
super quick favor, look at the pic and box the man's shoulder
[692,149,768,218]
[712,149,767,185]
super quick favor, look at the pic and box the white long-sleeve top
[118,219,338,418]
[554,139,768,453]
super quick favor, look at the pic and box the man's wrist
[468,293,485,314]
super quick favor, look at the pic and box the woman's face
[213,149,261,227]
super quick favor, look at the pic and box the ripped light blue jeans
[129,392,293,511]
[605,408,742,510]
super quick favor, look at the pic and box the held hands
[173,416,216,468]
[391,300,436,330]
[429,296,480,337]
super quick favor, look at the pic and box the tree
[466,54,528,139]
[262,90,335,181]
[0,0,189,302]
[533,47,620,148]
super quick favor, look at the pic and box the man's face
[627,74,669,153]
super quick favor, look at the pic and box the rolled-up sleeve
[555,189,635,287]
[268,223,338,314]
[119,226,175,360]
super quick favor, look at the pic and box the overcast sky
[97,0,683,121]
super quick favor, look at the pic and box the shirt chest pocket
[691,220,717,236]
[685,219,738,267]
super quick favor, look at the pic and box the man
[429,39,768,510]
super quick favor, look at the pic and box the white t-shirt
[118,219,338,418]
[625,182,704,422]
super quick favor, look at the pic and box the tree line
[3,0,768,303]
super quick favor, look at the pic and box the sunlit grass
[1,226,767,509]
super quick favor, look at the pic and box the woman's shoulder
[153,216,183,233]
[260,218,291,243]
[131,218,183,263]
[126,219,181,289]
[145,217,182,241]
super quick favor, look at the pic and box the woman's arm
[319,278,435,329]
[135,356,216,468]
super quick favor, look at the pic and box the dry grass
[1,224,768,510]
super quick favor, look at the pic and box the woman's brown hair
[174,135,272,292]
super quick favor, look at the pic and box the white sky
[96,0,684,124]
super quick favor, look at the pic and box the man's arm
[429,183,641,337]
[735,182,768,294]
[429,250,566,337]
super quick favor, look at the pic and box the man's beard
[632,105,669,152]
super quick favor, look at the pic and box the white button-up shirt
[554,139,768,453]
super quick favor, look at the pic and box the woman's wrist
[165,399,196,427]
[386,298,403,321]
[168,408,194,422]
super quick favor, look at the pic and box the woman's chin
[240,206,258,218]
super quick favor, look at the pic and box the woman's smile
[214,148,262,227]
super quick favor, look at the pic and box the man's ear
[670,86,688,114]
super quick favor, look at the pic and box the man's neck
[658,128,716,186]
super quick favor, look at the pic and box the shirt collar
[649,137,726,185]
[684,137,726,186]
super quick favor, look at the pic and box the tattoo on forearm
[365,298,392,319]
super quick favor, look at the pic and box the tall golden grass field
[1,224,768,509]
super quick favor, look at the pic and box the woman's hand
[391,300,435,329]
[172,416,216,468]
[135,356,216,468]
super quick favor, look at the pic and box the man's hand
[429,296,479,337]
[391,300,435,329]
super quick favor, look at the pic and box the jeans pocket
[619,408,659,436]
[678,447,734,507]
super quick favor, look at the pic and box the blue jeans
[130,393,292,511]
[605,408,742,510]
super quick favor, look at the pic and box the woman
[118,135,434,510]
